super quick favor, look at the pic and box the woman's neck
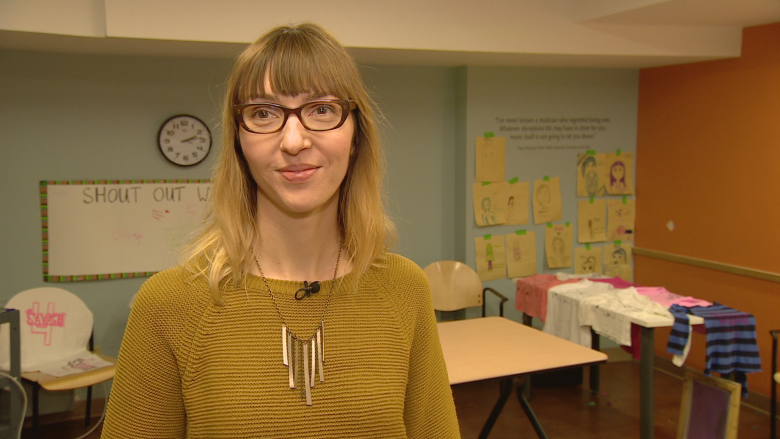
[251,202,346,282]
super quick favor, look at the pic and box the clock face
[158,115,212,166]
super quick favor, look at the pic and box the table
[438,317,607,439]
[515,282,704,439]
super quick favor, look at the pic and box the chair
[0,287,115,438]
[423,260,508,318]
[771,329,779,439]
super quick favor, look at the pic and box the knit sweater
[101,253,460,438]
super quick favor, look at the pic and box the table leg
[478,378,514,439]
[590,329,600,395]
[517,387,550,439]
[640,326,655,439]
[521,313,533,400]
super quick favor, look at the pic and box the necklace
[252,242,342,406]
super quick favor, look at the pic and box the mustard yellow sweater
[101,253,460,438]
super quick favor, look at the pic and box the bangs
[234,26,357,103]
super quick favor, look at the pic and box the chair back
[0,287,93,372]
[423,261,483,312]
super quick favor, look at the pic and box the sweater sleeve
[101,276,187,439]
[398,260,461,439]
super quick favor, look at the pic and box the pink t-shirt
[515,275,577,323]
[635,286,712,308]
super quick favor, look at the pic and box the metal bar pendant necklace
[253,240,342,406]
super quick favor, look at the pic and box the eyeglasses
[234,99,357,134]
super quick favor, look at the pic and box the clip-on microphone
[295,280,321,300]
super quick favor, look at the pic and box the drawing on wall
[475,235,507,281]
[574,246,603,275]
[607,198,635,241]
[505,179,530,225]
[544,222,573,269]
[533,177,562,224]
[505,231,536,278]
[576,153,607,197]
[473,182,508,227]
[577,199,607,243]
[605,152,634,195]
[475,136,506,182]
[603,242,633,281]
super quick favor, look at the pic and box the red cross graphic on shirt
[25,302,66,347]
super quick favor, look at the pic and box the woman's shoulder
[132,265,211,314]
[373,252,427,277]
[367,253,430,295]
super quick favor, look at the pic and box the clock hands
[181,136,205,144]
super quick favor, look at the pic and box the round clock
[157,114,212,166]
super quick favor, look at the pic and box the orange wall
[636,22,780,398]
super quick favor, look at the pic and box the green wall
[0,49,459,360]
[0,48,640,373]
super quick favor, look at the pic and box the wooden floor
[20,353,775,439]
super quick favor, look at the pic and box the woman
[101,23,460,438]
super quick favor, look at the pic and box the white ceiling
[1,0,779,68]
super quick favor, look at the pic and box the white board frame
[41,180,211,282]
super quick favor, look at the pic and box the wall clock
[157,114,212,166]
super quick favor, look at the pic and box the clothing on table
[591,277,639,289]
[666,304,695,366]
[543,280,614,347]
[636,286,712,308]
[514,274,577,323]
[578,287,671,347]
[667,302,761,397]
[101,253,461,439]
[555,272,606,281]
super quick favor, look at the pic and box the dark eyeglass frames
[234,99,357,134]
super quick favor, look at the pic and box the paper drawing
[38,351,114,378]
[475,136,506,182]
[475,235,507,281]
[607,198,635,242]
[505,180,530,225]
[605,152,634,195]
[603,242,633,281]
[577,199,607,243]
[576,153,607,197]
[473,182,508,227]
[544,223,573,269]
[574,246,603,275]
[505,232,536,278]
[533,177,562,225]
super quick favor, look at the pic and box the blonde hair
[183,23,395,304]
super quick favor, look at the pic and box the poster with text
[505,231,536,278]
[544,223,573,269]
[574,246,603,275]
[475,235,507,281]
[505,179,530,225]
[607,198,635,242]
[473,181,508,227]
[605,152,634,195]
[577,199,607,243]
[576,153,607,197]
[533,177,562,224]
[475,136,506,182]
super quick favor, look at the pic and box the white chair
[0,287,115,438]
[423,260,508,317]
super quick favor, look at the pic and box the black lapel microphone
[295,280,321,300]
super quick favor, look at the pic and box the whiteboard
[41,180,211,281]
